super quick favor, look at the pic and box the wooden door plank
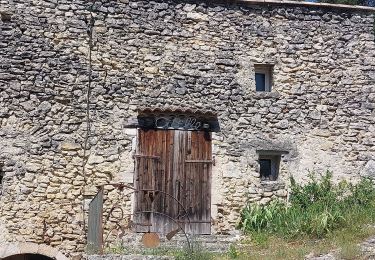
[183,131,212,234]
[192,131,199,234]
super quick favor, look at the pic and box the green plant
[228,244,239,259]
[240,199,285,233]
[239,171,375,239]
[175,243,214,260]
[104,243,128,254]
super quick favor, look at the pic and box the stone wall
[0,0,374,257]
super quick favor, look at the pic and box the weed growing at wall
[239,172,375,239]
[175,244,215,260]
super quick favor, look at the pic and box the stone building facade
[0,0,374,258]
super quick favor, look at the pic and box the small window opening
[255,64,273,92]
[258,154,280,181]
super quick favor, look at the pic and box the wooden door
[134,129,212,235]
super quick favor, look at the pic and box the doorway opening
[4,254,53,260]
[134,129,213,235]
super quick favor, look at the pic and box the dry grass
[216,225,375,260]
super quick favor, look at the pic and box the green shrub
[239,172,375,239]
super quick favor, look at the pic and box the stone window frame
[254,64,273,92]
[256,150,287,181]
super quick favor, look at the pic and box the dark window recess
[255,73,266,91]
[259,155,280,181]
[259,159,272,179]
[0,164,3,195]
[0,164,3,185]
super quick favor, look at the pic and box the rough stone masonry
[0,0,374,258]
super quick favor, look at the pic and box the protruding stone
[361,160,375,179]
[61,142,81,151]
[186,12,208,21]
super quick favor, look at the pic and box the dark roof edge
[235,0,375,12]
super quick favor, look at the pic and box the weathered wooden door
[134,129,212,235]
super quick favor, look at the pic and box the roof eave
[235,0,375,12]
